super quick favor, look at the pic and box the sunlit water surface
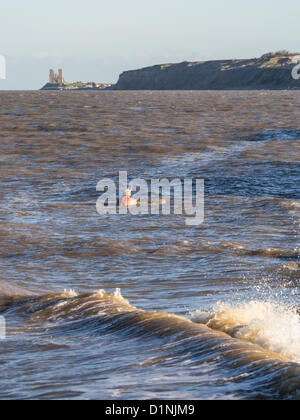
[0,91,299,399]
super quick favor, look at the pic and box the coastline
[112,52,300,91]
[40,52,300,91]
[41,82,115,91]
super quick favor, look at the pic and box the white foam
[191,301,300,363]
[96,289,106,298]
[63,289,78,298]
[113,288,130,305]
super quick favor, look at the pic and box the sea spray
[191,300,300,362]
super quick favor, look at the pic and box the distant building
[49,69,65,84]
[43,69,114,90]
[58,69,64,84]
[49,69,55,84]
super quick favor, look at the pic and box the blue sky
[0,0,299,89]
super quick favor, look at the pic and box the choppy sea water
[0,90,299,400]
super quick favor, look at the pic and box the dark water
[0,91,299,400]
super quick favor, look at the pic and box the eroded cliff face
[114,53,300,90]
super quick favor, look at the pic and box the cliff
[114,52,300,90]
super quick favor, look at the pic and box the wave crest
[191,301,300,363]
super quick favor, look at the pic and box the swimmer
[120,187,137,207]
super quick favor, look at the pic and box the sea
[0,90,299,400]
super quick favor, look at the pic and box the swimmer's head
[125,187,132,197]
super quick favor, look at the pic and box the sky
[0,0,299,89]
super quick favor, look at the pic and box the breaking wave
[191,301,300,363]
[1,286,300,399]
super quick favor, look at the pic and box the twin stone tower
[49,69,64,85]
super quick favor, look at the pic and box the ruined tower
[58,69,64,84]
[49,69,55,84]
[49,69,65,84]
